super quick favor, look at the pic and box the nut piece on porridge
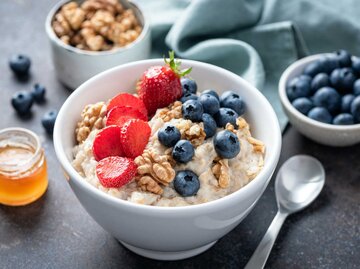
[75,101,107,143]
[158,101,182,122]
[134,149,175,194]
[136,175,163,195]
[175,119,206,147]
[212,158,230,188]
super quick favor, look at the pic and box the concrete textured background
[0,0,359,268]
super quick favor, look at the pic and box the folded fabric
[135,0,360,130]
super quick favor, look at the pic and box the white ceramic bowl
[45,0,151,90]
[279,54,360,147]
[54,59,282,260]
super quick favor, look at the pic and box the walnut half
[75,101,107,143]
[134,149,176,194]
[212,158,230,188]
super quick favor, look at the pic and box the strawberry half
[96,156,137,188]
[107,93,148,118]
[137,51,192,115]
[106,106,147,127]
[120,119,151,158]
[92,125,123,161]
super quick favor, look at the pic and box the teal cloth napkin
[135,0,360,130]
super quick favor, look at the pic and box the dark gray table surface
[0,1,359,268]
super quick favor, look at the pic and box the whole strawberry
[137,51,192,115]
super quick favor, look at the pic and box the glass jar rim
[0,127,43,175]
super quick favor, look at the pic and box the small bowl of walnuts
[45,0,151,89]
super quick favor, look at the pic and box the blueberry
[334,49,352,67]
[307,107,332,124]
[313,87,341,114]
[330,68,356,94]
[292,97,314,115]
[311,73,330,93]
[214,108,238,128]
[181,78,197,95]
[303,60,324,77]
[219,90,245,116]
[173,170,200,197]
[9,54,31,76]
[180,93,198,103]
[202,113,217,138]
[341,94,355,113]
[318,55,340,74]
[158,124,181,147]
[172,140,194,163]
[201,89,219,100]
[333,113,354,125]
[350,96,360,123]
[199,94,220,115]
[182,100,203,122]
[352,57,360,75]
[213,130,240,159]
[286,76,311,101]
[31,83,46,103]
[11,91,33,115]
[353,79,360,96]
[298,75,312,83]
[42,110,58,134]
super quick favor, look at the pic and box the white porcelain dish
[279,54,360,147]
[45,0,151,90]
[54,59,282,260]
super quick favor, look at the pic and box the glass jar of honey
[0,128,48,206]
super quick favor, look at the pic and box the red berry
[96,156,137,188]
[137,51,192,115]
[107,93,148,118]
[106,106,147,127]
[138,65,182,115]
[92,125,123,161]
[120,119,151,158]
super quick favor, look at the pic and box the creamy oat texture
[72,104,265,207]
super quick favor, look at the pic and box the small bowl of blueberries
[279,50,360,146]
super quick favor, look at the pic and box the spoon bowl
[245,155,325,269]
[276,155,325,214]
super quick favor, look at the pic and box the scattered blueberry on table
[31,83,46,103]
[41,110,58,135]
[287,49,360,125]
[11,91,34,115]
[9,54,31,77]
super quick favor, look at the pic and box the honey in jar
[0,128,48,206]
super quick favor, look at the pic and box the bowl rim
[54,59,282,213]
[279,53,360,130]
[45,0,150,56]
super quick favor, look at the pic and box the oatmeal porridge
[71,53,265,206]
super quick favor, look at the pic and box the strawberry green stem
[164,51,192,77]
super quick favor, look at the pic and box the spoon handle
[244,211,288,269]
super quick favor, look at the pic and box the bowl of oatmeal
[54,58,281,260]
[45,0,151,89]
